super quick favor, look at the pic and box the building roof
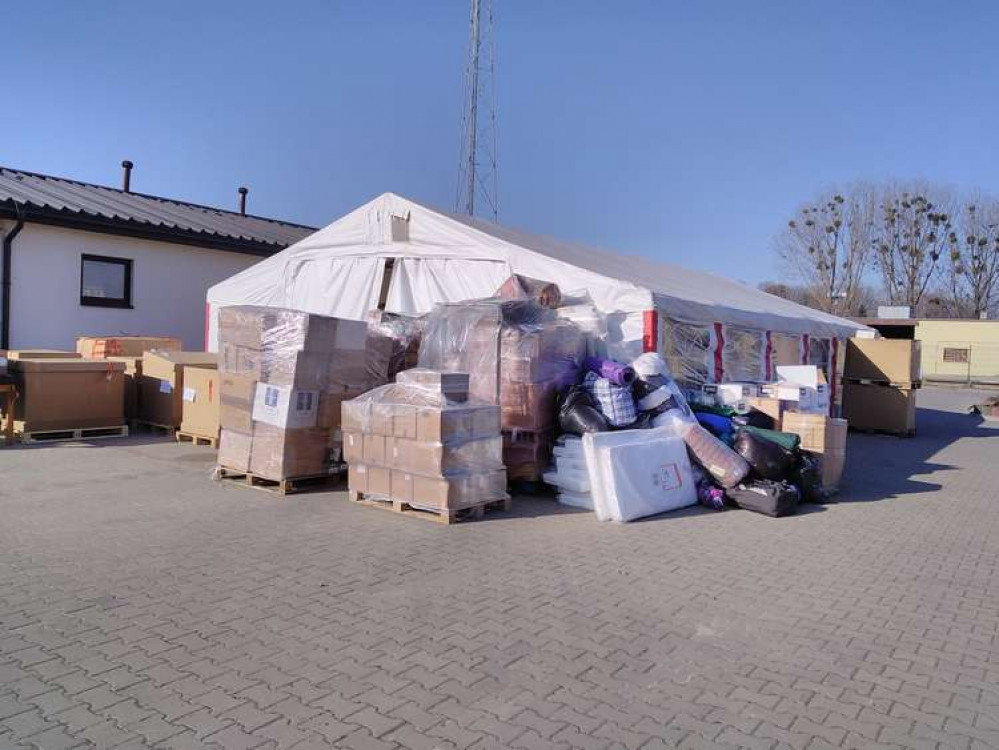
[0,166,316,255]
[855,317,998,326]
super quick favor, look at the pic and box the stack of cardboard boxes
[216,306,372,480]
[342,371,507,517]
[77,336,183,422]
[781,412,848,491]
[418,301,585,483]
[843,339,920,435]
[139,351,219,429]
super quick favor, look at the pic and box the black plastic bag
[727,480,799,517]
[558,386,610,435]
[792,453,825,503]
[732,429,794,480]
[732,409,776,431]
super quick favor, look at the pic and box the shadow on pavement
[840,401,999,503]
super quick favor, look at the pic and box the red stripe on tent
[829,337,838,414]
[713,322,725,383]
[642,309,658,353]
[801,333,810,365]
[764,331,773,381]
[204,302,210,352]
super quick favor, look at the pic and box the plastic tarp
[206,192,868,351]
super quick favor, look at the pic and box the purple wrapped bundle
[584,357,635,386]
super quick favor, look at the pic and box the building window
[80,254,133,308]
[942,347,969,364]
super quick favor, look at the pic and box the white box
[252,382,319,429]
[776,366,829,415]
[702,382,760,408]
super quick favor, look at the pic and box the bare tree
[776,187,875,315]
[872,186,954,311]
[946,200,999,319]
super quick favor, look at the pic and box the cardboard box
[318,387,363,430]
[106,356,142,420]
[846,338,921,385]
[813,449,846,491]
[251,383,319,429]
[342,430,364,464]
[250,424,330,479]
[411,469,507,510]
[392,404,418,439]
[341,398,368,433]
[140,351,218,427]
[501,381,559,430]
[367,466,392,497]
[744,396,782,425]
[780,413,848,453]
[370,403,395,436]
[348,463,369,493]
[218,429,252,471]
[76,336,180,359]
[387,436,504,476]
[11,358,125,431]
[2,349,81,359]
[219,306,366,354]
[843,383,916,434]
[395,369,469,400]
[391,470,414,503]
[417,404,499,443]
[776,366,829,415]
[219,372,256,435]
[362,433,387,465]
[180,367,220,439]
[702,382,761,408]
[219,343,263,379]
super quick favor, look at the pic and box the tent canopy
[208,192,866,344]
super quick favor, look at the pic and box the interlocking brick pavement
[2,387,998,749]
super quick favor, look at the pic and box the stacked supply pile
[843,338,920,435]
[341,370,508,522]
[216,306,370,481]
[139,351,218,429]
[6,351,126,439]
[418,298,585,484]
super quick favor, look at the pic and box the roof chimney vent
[238,186,248,216]
[121,160,134,192]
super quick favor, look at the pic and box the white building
[0,165,314,351]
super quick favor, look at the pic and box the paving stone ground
[2,386,999,750]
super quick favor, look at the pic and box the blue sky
[3,1,998,283]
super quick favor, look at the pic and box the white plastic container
[582,428,696,522]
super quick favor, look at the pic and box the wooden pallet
[18,424,129,444]
[130,420,177,435]
[848,426,916,438]
[347,490,511,525]
[844,377,922,390]
[213,465,345,495]
[176,430,219,448]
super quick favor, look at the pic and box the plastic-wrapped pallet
[543,436,594,510]
[341,377,508,520]
[418,297,586,482]
[582,427,697,522]
[216,305,374,479]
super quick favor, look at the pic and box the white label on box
[182,387,197,403]
[252,383,319,428]
[159,379,173,394]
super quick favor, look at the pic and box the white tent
[207,193,867,384]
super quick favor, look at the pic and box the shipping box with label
[139,351,218,427]
[77,336,181,359]
[180,367,221,440]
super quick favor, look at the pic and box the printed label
[653,463,682,493]
[159,380,173,394]
[182,387,197,402]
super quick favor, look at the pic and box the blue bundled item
[695,411,736,443]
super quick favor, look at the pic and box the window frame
[80,253,133,309]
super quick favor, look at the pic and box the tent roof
[209,192,867,338]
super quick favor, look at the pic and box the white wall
[2,223,262,350]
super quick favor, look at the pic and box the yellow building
[857,318,999,383]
